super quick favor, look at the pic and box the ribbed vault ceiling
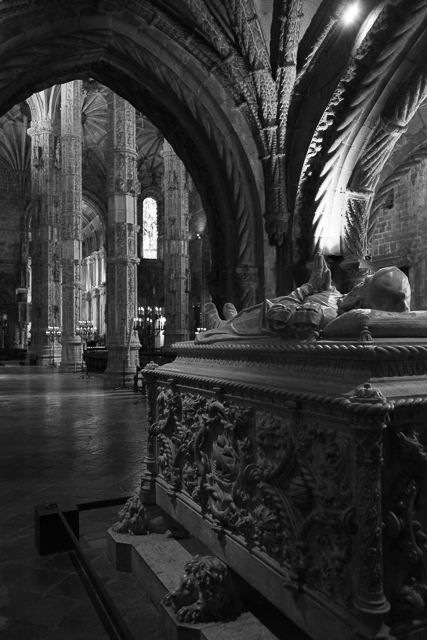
[0,1,426,293]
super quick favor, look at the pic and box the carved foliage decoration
[354,428,385,607]
[343,192,371,259]
[154,388,355,603]
[384,426,427,623]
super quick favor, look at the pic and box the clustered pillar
[27,89,62,366]
[162,141,190,347]
[59,81,83,371]
[104,91,140,385]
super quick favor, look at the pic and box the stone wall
[372,158,427,310]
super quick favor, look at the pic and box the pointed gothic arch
[0,6,266,309]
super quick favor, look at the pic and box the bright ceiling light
[342,3,359,24]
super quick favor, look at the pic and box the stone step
[108,529,280,640]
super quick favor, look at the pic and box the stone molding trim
[171,339,427,360]
[148,366,394,416]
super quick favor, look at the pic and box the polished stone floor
[0,362,163,640]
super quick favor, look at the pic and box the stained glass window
[142,197,158,259]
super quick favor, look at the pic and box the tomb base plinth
[107,529,280,640]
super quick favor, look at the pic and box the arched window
[142,197,158,259]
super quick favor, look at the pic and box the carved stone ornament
[112,496,169,535]
[350,382,386,403]
[163,554,241,623]
[112,494,186,537]
[385,427,427,623]
[154,387,355,604]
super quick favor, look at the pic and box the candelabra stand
[134,306,165,365]
[195,326,206,339]
[132,307,165,398]
[45,326,61,368]
[76,320,96,379]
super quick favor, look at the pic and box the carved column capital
[27,119,54,137]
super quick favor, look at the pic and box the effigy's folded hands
[308,253,331,292]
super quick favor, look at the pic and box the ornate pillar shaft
[59,81,83,371]
[348,384,391,639]
[236,265,259,309]
[162,141,190,346]
[104,92,140,384]
[27,102,62,365]
[340,189,374,291]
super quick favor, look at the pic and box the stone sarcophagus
[141,340,427,640]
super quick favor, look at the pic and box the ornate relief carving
[154,386,354,603]
[343,191,372,260]
[385,427,427,622]
[105,91,140,360]
[164,554,240,623]
[112,496,170,535]
[354,429,384,605]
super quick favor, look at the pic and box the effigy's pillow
[323,309,427,339]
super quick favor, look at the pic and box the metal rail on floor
[58,510,135,640]
[35,496,135,640]
[76,496,132,511]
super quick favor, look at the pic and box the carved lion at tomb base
[112,495,187,537]
[163,555,241,623]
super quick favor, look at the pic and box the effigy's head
[339,267,411,314]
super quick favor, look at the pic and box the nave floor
[0,362,163,640]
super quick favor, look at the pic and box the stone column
[340,189,374,292]
[59,81,83,371]
[104,91,140,386]
[93,288,100,335]
[162,141,190,346]
[27,90,62,365]
[236,265,259,309]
